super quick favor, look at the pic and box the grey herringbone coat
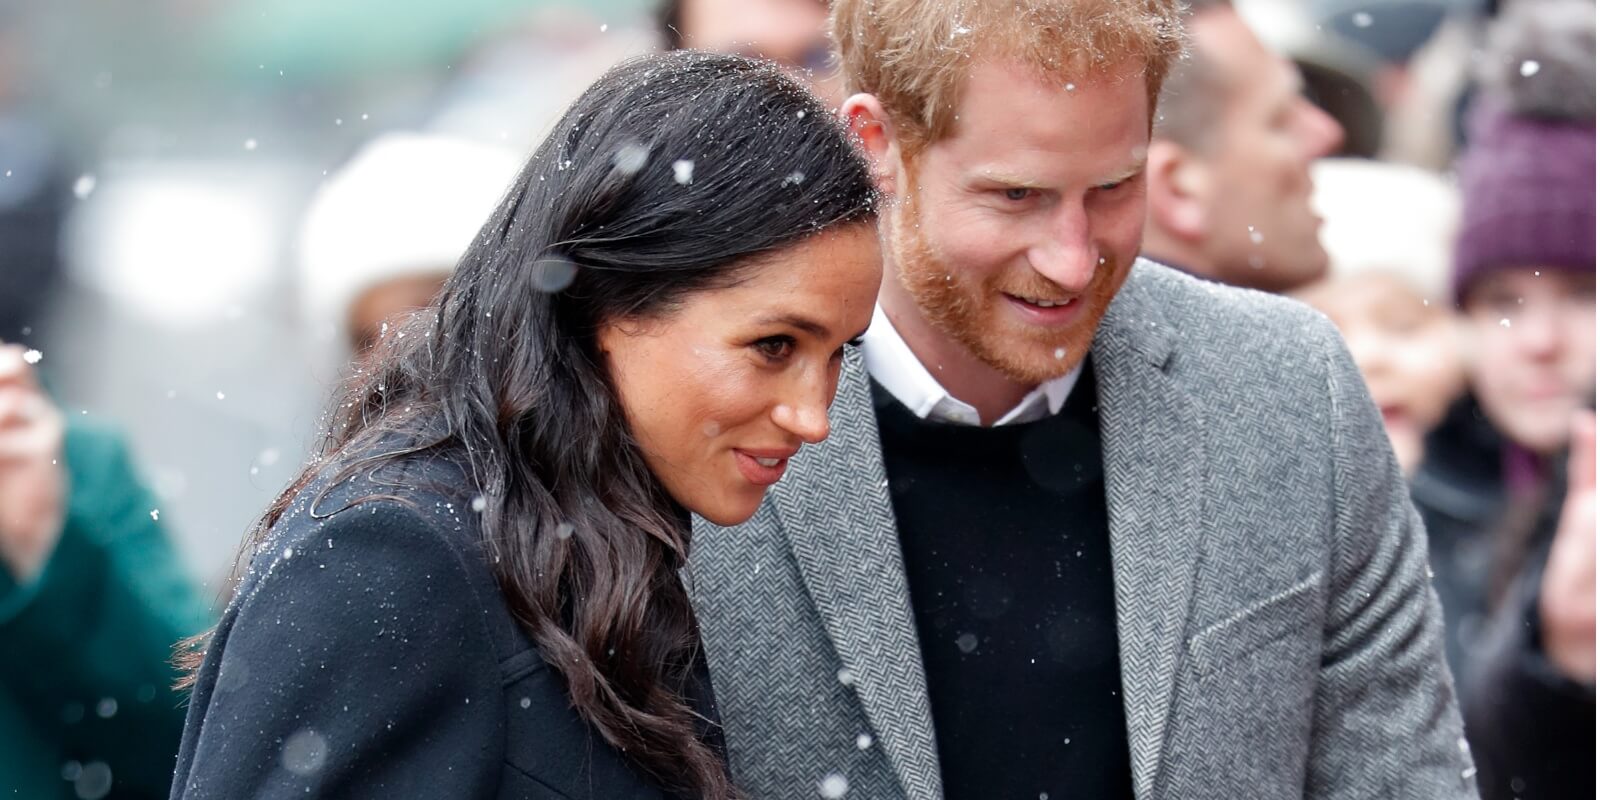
[687,261,1479,800]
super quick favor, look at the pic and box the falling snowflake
[281,729,329,776]
[530,256,579,293]
[73,175,97,199]
[243,138,258,151]
[613,143,650,176]
[21,349,42,365]
[819,773,849,799]
[673,159,695,186]
[150,509,160,521]
[1352,11,1373,28]
[1520,60,1540,77]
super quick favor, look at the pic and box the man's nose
[1028,204,1099,292]
[1295,97,1345,161]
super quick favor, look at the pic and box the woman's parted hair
[188,50,876,799]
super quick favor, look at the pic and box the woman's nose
[774,401,831,444]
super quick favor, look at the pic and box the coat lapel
[766,348,943,800]
[1092,262,1207,800]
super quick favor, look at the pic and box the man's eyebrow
[974,169,1048,189]
[1100,157,1147,185]
[755,312,832,338]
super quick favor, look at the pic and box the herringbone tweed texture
[688,260,1479,799]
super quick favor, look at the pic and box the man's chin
[969,337,1085,385]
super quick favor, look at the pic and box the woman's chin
[688,490,767,528]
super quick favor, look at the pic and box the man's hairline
[863,54,1163,165]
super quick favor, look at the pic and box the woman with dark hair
[169,51,879,800]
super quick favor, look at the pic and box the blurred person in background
[1,344,211,800]
[1142,0,1346,294]
[1291,159,1481,676]
[0,11,70,349]
[297,132,522,360]
[657,0,842,105]
[1434,2,1595,797]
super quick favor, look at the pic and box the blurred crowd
[0,0,1592,798]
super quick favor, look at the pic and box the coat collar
[1091,260,1205,798]
[765,260,1202,800]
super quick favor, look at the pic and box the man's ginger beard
[886,173,1119,386]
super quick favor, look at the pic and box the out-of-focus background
[5,0,659,583]
[1,0,1593,798]
[0,0,1523,592]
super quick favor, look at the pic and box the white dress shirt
[860,305,1081,427]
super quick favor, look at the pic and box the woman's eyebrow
[754,312,832,338]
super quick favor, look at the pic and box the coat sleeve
[1461,549,1596,800]
[0,423,212,798]
[1303,321,1481,798]
[170,501,505,800]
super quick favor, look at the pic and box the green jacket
[0,422,213,800]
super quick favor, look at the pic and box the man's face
[1463,268,1596,455]
[1186,9,1344,292]
[676,0,841,104]
[882,58,1150,383]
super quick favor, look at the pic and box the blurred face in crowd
[675,0,842,104]
[1171,8,1344,292]
[347,272,449,355]
[852,58,1149,397]
[600,226,880,526]
[1462,268,1596,456]
[1294,273,1466,474]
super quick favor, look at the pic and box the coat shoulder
[1118,260,1343,397]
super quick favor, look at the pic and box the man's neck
[878,290,1036,426]
[1138,234,1217,281]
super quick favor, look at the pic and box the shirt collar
[860,304,1081,427]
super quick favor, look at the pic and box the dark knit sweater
[872,360,1134,800]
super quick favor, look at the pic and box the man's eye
[1096,179,1125,192]
[1003,187,1032,201]
[754,336,795,361]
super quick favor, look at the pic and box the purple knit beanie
[1452,98,1596,306]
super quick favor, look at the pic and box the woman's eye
[1003,187,1031,201]
[754,336,795,361]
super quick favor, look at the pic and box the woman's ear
[1146,139,1210,244]
[841,93,902,197]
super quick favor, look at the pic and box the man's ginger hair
[832,0,1187,154]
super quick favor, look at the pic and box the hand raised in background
[1540,409,1597,682]
[0,343,66,581]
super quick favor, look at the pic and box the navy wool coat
[170,453,724,799]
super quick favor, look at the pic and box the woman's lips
[734,449,795,486]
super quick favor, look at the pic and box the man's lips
[1002,293,1083,326]
[733,448,799,487]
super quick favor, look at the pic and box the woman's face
[600,225,882,526]
[1294,272,1466,475]
[1463,267,1596,455]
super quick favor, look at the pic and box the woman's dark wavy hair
[179,51,875,798]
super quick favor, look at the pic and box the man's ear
[841,93,903,197]
[1145,139,1211,244]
